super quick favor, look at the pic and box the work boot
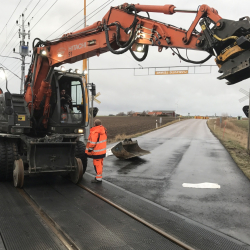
[91,178,102,183]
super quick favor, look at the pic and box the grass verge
[207,118,250,181]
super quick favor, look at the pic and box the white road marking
[182,182,221,189]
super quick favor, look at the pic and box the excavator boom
[25,3,250,128]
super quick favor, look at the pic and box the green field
[230,119,248,132]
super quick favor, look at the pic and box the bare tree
[116,112,126,116]
[141,110,147,116]
[127,110,135,116]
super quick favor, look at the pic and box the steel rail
[18,189,80,250]
[18,180,195,249]
[77,183,196,250]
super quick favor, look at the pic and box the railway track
[15,179,189,250]
[17,188,78,250]
[0,174,249,250]
[77,183,194,250]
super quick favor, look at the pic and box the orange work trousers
[93,158,103,181]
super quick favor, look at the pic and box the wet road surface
[87,119,250,245]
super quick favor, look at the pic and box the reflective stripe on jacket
[85,125,107,159]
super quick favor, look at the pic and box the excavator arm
[25,3,250,127]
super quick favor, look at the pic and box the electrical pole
[248,89,250,154]
[14,13,30,94]
[83,1,87,84]
[83,0,91,142]
[82,1,93,127]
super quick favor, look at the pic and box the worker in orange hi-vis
[85,119,107,183]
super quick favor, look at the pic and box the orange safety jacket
[85,125,107,159]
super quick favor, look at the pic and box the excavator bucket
[111,138,150,159]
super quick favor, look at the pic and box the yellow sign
[194,116,209,120]
[90,92,101,104]
[18,115,26,121]
[155,70,188,75]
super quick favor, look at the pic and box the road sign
[90,92,101,104]
[155,70,188,75]
[239,88,250,154]
[239,88,249,103]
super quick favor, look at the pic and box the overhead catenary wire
[0,0,39,64]
[58,0,113,38]
[0,31,19,56]
[0,0,22,37]
[59,0,111,36]
[0,55,21,60]
[1,57,20,70]
[1,41,20,64]
[0,58,21,81]
[0,3,21,63]
[31,0,58,30]
[0,39,20,66]
[1,0,112,62]
[25,0,42,21]
[72,0,114,33]
[46,0,96,40]
[2,0,115,86]
[2,62,21,77]
[7,22,18,40]
[0,64,21,86]
[29,0,49,23]
[0,63,21,79]
[9,60,22,72]
[46,0,115,44]
[23,0,34,13]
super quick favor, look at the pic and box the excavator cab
[48,70,86,134]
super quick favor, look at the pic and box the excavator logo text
[68,42,86,52]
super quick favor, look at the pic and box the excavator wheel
[5,140,19,181]
[70,157,83,184]
[13,159,24,188]
[0,140,18,181]
[75,141,88,174]
[0,140,6,181]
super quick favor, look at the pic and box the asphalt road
[87,119,250,245]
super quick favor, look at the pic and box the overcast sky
[0,0,249,116]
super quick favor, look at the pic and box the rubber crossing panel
[0,182,67,250]
[81,173,250,250]
[24,176,184,250]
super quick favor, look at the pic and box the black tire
[13,159,24,188]
[0,140,7,181]
[75,141,88,174]
[70,158,83,184]
[5,140,19,181]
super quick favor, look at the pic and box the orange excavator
[0,3,250,187]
